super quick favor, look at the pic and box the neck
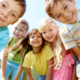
[33,46,43,55]
[14,38,20,43]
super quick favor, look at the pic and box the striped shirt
[60,11,80,50]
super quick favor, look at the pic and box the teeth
[68,14,72,21]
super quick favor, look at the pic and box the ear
[56,26,59,32]
[72,0,76,5]
[11,19,18,25]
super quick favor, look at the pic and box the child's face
[51,0,77,24]
[0,0,22,27]
[29,31,43,48]
[13,23,27,40]
[41,24,59,43]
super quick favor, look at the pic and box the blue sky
[0,0,80,59]
[8,0,80,36]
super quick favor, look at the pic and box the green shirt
[8,37,28,64]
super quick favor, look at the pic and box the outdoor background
[0,0,80,80]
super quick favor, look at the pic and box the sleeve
[45,45,54,60]
[0,27,10,52]
[22,52,31,68]
[59,25,77,50]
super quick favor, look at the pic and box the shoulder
[43,45,51,50]
[59,24,70,37]
[25,51,33,57]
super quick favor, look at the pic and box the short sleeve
[0,26,10,52]
[45,45,54,60]
[59,25,77,50]
[22,52,31,68]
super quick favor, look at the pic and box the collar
[65,11,80,30]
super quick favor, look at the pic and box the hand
[1,77,7,80]
[14,78,19,80]
[3,48,9,56]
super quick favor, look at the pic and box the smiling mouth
[67,13,73,21]
[48,36,53,39]
[0,17,4,22]
[34,41,39,44]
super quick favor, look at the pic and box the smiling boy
[44,0,80,79]
[0,0,26,51]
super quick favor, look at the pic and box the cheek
[43,35,47,40]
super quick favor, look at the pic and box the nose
[16,30,19,34]
[1,10,9,18]
[63,12,69,18]
[46,32,50,37]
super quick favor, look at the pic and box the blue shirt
[0,26,10,52]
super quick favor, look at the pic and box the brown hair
[14,0,26,17]
[19,19,29,31]
[9,29,44,65]
[44,0,72,18]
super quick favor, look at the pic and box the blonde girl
[39,18,77,80]
[0,19,29,80]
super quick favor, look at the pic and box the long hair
[53,33,63,69]
[9,29,44,65]
[39,18,63,69]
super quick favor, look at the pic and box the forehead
[15,23,26,29]
[30,30,41,36]
[0,0,22,17]
[51,0,69,17]
[42,23,56,31]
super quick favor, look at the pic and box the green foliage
[0,60,38,80]
[7,69,38,80]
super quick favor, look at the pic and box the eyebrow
[55,3,66,18]
[5,1,19,15]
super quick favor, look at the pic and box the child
[39,18,77,80]
[13,29,53,80]
[44,0,80,79]
[0,19,29,80]
[0,0,26,51]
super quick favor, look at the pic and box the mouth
[15,34,19,37]
[34,41,39,44]
[0,17,4,22]
[47,36,53,40]
[67,13,73,21]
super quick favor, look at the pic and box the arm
[14,66,24,80]
[26,68,33,80]
[71,46,80,61]
[71,64,77,80]
[46,58,53,80]
[1,48,9,80]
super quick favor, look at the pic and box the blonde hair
[44,0,72,18]
[39,18,63,69]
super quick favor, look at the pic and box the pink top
[53,50,74,80]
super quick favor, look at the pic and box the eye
[31,36,34,38]
[42,32,46,34]
[57,14,61,18]
[64,5,67,9]
[1,3,6,8]
[20,29,23,32]
[49,29,52,31]
[11,13,16,17]
[15,27,17,30]
[37,36,41,38]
